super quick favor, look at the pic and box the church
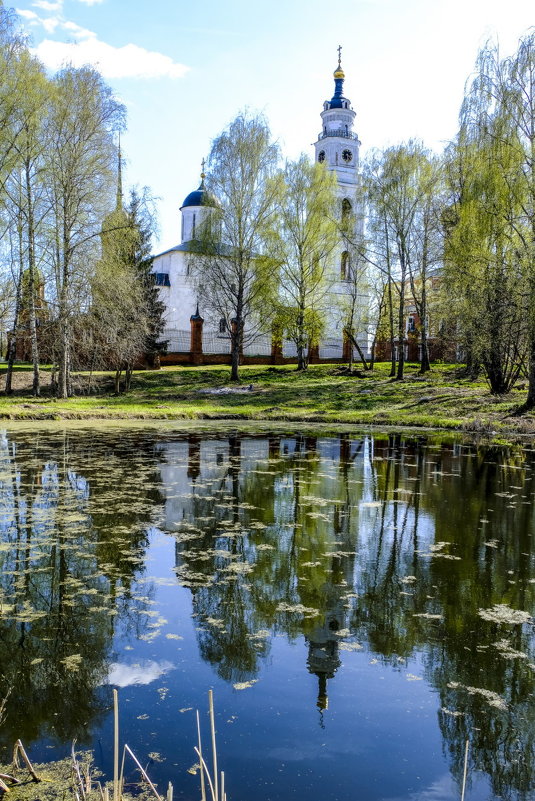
[151,53,370,364]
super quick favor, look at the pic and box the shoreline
[0,363,533,439]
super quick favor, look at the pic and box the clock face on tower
[318,150,326,163]
[342,149,353,163]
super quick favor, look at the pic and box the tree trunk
[396,246,407,381]
[57,316,69,399]
[6,209,25,395]
[5,277,22,396]
[346,330,370,370]
[230,305,242,382]
[419,281,430,374]
[24,159,40,397]
[125,364,133,391]
[396,277,406,380]
[296,306,307,371]
[384,219,396,377]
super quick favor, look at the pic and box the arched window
[219,318,226,334]
[192,212,196,239]
[341,198,352,224]
[340,251,350,281]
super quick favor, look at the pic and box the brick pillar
[308,343,319,363]
[271,332,283,363]
[343,329,352,362]
[190,305,204,365]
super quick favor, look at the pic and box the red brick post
[271,332,283,363]
[190,305,204,365]
[308,343,320,363]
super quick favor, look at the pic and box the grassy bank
[0,362,533,435]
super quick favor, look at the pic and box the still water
[0,425,533,801]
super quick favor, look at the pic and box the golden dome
[334,66,345,79]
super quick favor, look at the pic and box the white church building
[152,54,370,364]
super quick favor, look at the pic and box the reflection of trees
[0,429,162,747]
[354,435,534,800]
[169,431,533,800]
[171,434,363,692]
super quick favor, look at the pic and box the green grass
[0,361,532,434]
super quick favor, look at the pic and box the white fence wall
[162,328,346,360]
[162,329,190,353]
[282,340,298,358]
[319,338,344,359]
[243,335,271,356]
[203,332,232,354]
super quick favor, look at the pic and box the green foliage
[193,112,280,380]
[268,154,339,369]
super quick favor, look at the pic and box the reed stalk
[461,739,469,801]
[123,744,162,801]
[113,690,119,801]
[208,690,218,801]
[14,740,40,783]
[194,748,216,801]
[196,710,206,801]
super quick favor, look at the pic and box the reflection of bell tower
[306,617,342,721]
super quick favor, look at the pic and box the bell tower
[313,47,360,199]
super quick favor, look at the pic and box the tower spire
[116,132,123,211]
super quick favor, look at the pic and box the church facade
[152,54,370,363]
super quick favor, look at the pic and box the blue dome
[180,183,218,210]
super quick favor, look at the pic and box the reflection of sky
[106,660,174,688]
[384,772,490,801]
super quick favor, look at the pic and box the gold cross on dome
[337,44,342,66]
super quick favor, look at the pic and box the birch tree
[366,142,437,379]
[444,35,533,396]
[193,113,280,381]
[269,155,339,371]
[45,65,124,397]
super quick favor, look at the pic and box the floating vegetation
[339,641,363,651]
[247,630,270,640]
[447,681,507,711]
[478,605,532,625]
[493,639,529,659]
[275,602,320,616]
[232,680,258,690]
[60,654,83,671]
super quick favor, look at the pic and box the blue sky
[12,0,534,251]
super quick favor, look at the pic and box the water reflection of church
[157,432,365,717]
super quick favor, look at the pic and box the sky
[10,0,535,252]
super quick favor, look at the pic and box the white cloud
[33,32,189,79]
[106,660,173,688]
[62,19,96,39]
[16,8,40,20]
[32,0,63,10]
[76,0,105,4]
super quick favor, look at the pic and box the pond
[0,424,533,801]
